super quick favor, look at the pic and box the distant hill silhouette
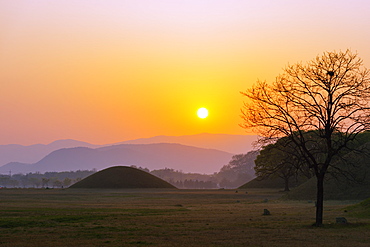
[0,139,99,169]
[0,143,234,174]
[0,134,258,171]
[70,166,176,189]
[118,133,258,154]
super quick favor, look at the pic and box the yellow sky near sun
[1,0,370,145]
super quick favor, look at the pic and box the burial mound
[69,166,176,189]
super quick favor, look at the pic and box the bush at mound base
[70,166,176,189]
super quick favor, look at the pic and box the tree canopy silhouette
[240,50,370,226]
[254,136,312,192]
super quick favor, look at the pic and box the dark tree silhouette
[217,151,258,188]
[240,50,370,226]
[41,178,50,188]
[254,137,312,191]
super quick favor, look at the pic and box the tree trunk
[315,174,324,226]
[284,178,290,191]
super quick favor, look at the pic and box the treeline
[0,170,95,188]
[149,151,258,189]
[150,168,218,189]
[172,179,217,189]
[0,151,258,189]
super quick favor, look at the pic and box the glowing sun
[197,107,209,119]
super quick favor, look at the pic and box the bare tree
[41,178,50,188]
[240,50,370,226]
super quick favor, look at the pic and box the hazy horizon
[1,1,370,145]
[0,132,257,146]
[0,133,259,174]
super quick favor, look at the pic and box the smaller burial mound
[70,166,176,189]
[345,198,370,218]
[238,176,307,190]
[284,143,370,201]
[239,177,286,189]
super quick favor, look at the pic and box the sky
[1,0,370,145]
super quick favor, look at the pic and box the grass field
[0,188,369,247]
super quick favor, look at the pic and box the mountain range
[118,133,258,154]
[0,143,234,174]
[0,133,258,173]
[0,139,99,169]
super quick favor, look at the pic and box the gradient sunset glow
[1,0,370,145]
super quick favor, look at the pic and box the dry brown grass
[0,188,369,246]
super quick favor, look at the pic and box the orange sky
[1,0,370,145]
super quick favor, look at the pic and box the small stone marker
[263,209,271,215]
[336,217,347,224]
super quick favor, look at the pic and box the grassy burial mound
[286,144,370,200]
[285,174,370,201]
[69,166,176,189]
[345,197,370,218]
[241,162,370,200]
[238,176,307,190]
[241,141,370,200]
[238,177,284,189]
[239,177,286,189]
